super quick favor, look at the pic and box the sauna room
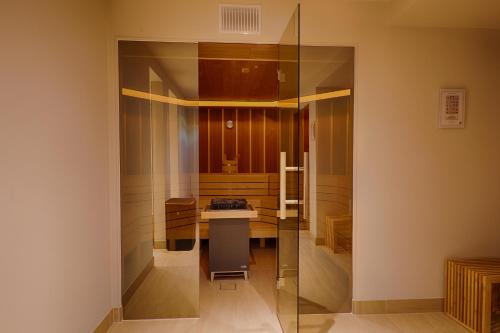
[117,16,354,331]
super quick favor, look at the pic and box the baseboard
[93,308,122,333]
[352,298,444,314]
[153,240,167,249]
[122,257,154,307]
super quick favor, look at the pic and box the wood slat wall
[325,215,352,254]
[199,108,209,173]
[199,108,279,173]
[198,43,280,174]
[316,174,352,241]
[198,43,278,102]
[315,91,353,241]
[209,110,223,173]
[198,173,279,239]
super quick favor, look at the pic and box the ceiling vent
[219,4,261,35]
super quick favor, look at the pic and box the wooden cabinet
[165,198,196,251]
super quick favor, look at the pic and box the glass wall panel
[277,5,301,333]
[298,45,355,330]
[119,41,199,319]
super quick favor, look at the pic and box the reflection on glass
[298,44,355,327]
[277,5,300,333]
[117,20,353,331]
[119,41,199,319]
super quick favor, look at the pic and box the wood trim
[153,240,166,249]
[122,258,154,307]
[221,108,225,162]
[201,207,258,219]
[199,173,272,183]
[112,308,123,322]
[352,298,444,314]
[235,110,239,162]
[93,308,122,333]
[263,109,266,170]
[249,109,252,172]
[208,108,211,172]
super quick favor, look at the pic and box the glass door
[277,5,300,333]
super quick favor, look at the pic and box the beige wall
[0,1,111,332]
[1,1,499,328]
[110,0,297,44]
[107,0,500,305]
[355,29,500,300]
[302,1,500,301]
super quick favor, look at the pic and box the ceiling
[145,42,354,101]
[134,1,500,99]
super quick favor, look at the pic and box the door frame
[107,36,359,317]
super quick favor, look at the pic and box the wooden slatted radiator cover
[445,258,500,333]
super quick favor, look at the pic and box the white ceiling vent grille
[219,4,261,34]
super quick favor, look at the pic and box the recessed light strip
[121,88,351,108]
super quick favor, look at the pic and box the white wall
[354,30,500,300]
[302,1,500,301]
[108,0,500,304]
[110,0,297,44]
[0,1,111,332]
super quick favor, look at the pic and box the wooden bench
[198,173,279,243]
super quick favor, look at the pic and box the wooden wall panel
[237,109,251,173]
[199,108,280,173]
[199,59,278,101]
[315,92,353,241]
[198,59,230,100]
[198,43,281,173]
[251,109,265,173]
[198,43,278,101]
[198,43,278,60]
[302,105,309,153]
[280,109,297,167]
[199,108,209,173]
[209,109,222,173]
[223,109,236,160]
[265,109,279,173]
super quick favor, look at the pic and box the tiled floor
[109,312,468,333]
[124,249,199,319]
[112,236,467,333]
[113,244,282,333]
[299,232,352,313]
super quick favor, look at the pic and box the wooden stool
[445,258,500,333]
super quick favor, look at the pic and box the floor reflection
[299,231,352,314]
[124,248,199,319]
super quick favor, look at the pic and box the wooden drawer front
[166,209,196,221]
[166,224,196,240]
[166,216,196,229]
[165,200,196,213]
